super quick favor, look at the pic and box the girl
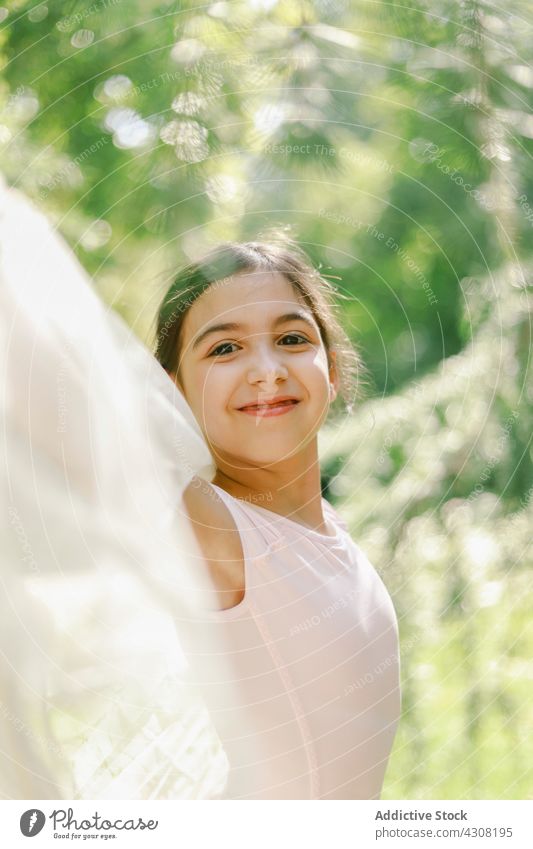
[155,240,400,800]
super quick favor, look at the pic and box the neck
[211,438,329,533]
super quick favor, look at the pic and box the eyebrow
[191,311,317,351]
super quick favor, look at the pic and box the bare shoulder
[181,477,245,610]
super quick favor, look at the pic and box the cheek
[301,356,332,423]
[302,351,331,391]
[203,364,229,399]
[192,365,233,423]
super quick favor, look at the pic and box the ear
[328,351,340,403]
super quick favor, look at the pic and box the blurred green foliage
[1,0,531,799]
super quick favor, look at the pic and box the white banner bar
[1,800,531,848]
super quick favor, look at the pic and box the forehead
[181,270,308,343]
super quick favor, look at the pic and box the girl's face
[173,270,338,468]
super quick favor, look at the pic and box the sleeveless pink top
[183,484,401,800]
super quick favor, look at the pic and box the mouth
[236,397,301,418]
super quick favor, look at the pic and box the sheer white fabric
[0,181,237,799]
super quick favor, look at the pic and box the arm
[181,477,245,611]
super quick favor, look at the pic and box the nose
[247,347,288,390]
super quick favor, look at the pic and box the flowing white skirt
[0,181,240,799]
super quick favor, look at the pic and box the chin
[210,438,303,469]
[240,442,311,467]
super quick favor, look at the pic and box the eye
[278,333,309,346]
[208,341,240,357]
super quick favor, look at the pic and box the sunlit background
[1,0,532,798]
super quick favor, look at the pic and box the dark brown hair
[154,240,366,412]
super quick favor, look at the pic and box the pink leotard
[182,483,401,799]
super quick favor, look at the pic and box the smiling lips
[237,396,301,417]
